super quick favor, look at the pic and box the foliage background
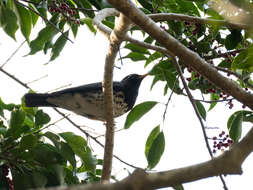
[1,0,253,189]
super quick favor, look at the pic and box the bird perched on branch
[24,73,148,121]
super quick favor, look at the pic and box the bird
[24,73,148,121]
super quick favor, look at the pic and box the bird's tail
[24,93,55,107]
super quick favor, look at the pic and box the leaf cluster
[0,97,101,189]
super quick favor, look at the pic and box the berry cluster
[211,131,233,154]
[48,1,80,25]
[185,65,249,110]
[1,165,14,190]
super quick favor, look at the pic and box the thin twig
[149,13,251,30]
[162,76,178,123]
[1,40,26,68]
[170,56,228,190]
[26,75,48,85]
[35,114,70,134]
[46,83,72,93]
[215,66,253,89]
[0,67,29,88]
[171,56,213,156]
[194,98,234,104]
[204,49,245,60]
[16,0,73,43]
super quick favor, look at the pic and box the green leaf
[29,26,55,55]
[6,108,25,138]
[138,0,153,12]
[0,98,15,117]
[28,3,39,26]
[44,131,61,149]
[208,93,220,111]
[122,52,147,62]
[145,51,162,66]
[150,75,160,90]
[12,168,35,189]
[47,164,65,185]
[167,20,183,36]
[75,0,95,17]
[28,15,59,55]
[228,111,243,142]
[231,45,253,70]
[206,8,224,20]
[188,78,198,90]
[218,59,231,68]
[14,2,32,42]
[0,126,7,136]
[227,110,252,127]
[70,22,78,37]
[173,184,184,190]
[196,101,206,120]
[31,143,63,165]
[59,142,76,169]
[147,132,165,169]
[0,6,18,40]
[64,167,79,185]
[225,29,242,50]
[49,30,69,62]
[0,173,9,190]
[124,101,158,129]
[196,41,210,54]
[81,18,96,34]
[37,0,47,18]
[35,110,50,126]
[124,43,150,55]
[20,134,38,150]
[59,132,97,173]
[145,125,160,159]
[176,0,200,16]
[32,171,47,188]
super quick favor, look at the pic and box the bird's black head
[121,74,143,84]
[120,73,148,110]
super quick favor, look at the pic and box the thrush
[24,74,148,121]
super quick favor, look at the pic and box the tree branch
[100,13,131,183]
[148,13,250,30]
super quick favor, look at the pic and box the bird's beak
[140,72,149,78]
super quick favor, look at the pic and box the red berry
[186,77,191,82]
[242,104,246,109]
[75,20,80,25]
[213,136,217,140]
[67,9,73,15]
[49,7,54,12]
[223,143,229,148]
